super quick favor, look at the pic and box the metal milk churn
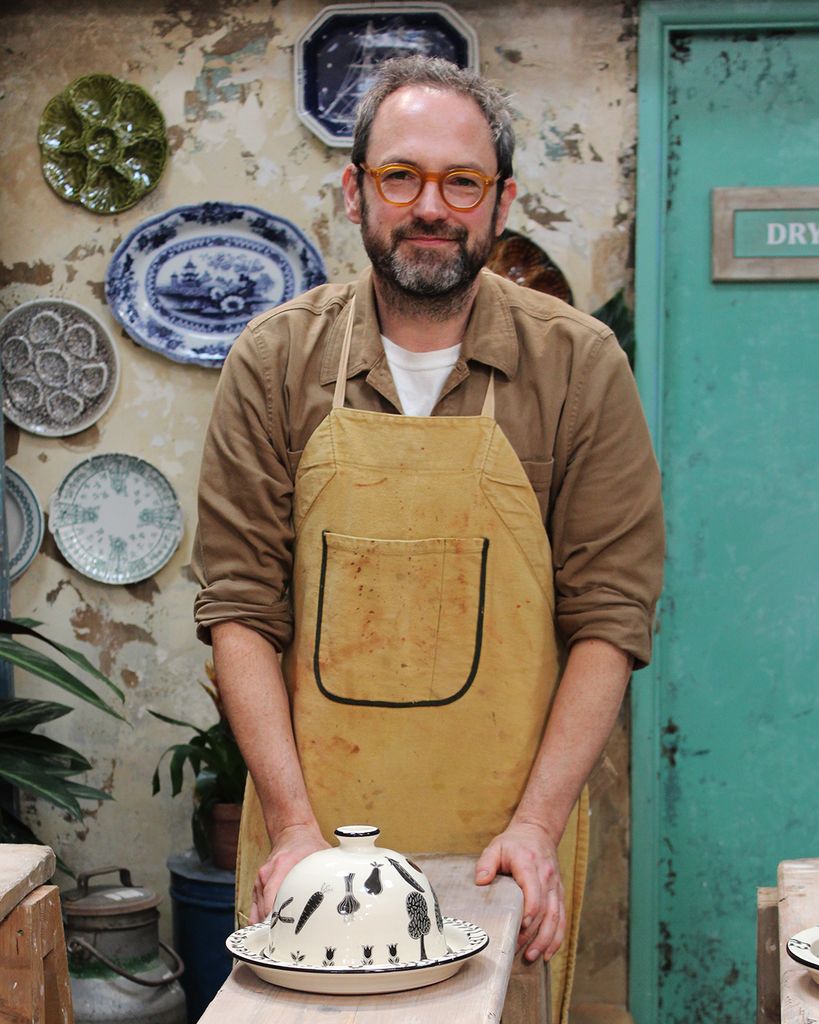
[62,866,187,1024]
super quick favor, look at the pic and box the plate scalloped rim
[4,466,45,582]
[0,297,121,438]
[48,452,183,585]
[226,916,489,994]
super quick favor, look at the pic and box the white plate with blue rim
[48,453,183,585]
[226,917,489,995]
[787,926,819,986]
[105,202,326,368]
[4,467,44,582]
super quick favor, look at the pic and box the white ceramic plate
[48,453,183,585]
[1,299,120,437]
[226,917,489,995]
[787,926,819,985]
[4,467,44,582]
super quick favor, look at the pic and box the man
[193,55,663,1014]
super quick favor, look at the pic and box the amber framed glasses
[359,162,500,212]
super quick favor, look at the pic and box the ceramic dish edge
[786,926,819,982]
[0,298,121,438]
[104,201,326,368]
[48,453,183,585]
[226,916,488,977]
[4,466,45,582]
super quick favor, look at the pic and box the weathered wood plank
[0,884,73,1024]
[777,859,819,1024]
[757,886,780,1024]
[0,845,55,924]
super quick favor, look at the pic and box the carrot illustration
[295,884,330,934]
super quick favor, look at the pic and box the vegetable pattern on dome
[38,73,168,214]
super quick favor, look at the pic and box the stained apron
[235,300,589,1022]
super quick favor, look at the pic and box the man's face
[343,86,515,303]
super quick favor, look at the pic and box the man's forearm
[210,621,318,844]
[512,637,633,842]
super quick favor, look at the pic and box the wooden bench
[198,853,548,1023]
[0,844,73,1024]
[757,857,819,1023]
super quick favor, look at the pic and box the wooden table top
[198,854,524,1024]
[778,858,819,1024]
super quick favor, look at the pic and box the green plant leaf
[1,618,124,702]
[147,708,207,734]
[0,731,92,772]
[0,756,83,819]
[62,780,113,802]
[0,637,126,722]
[152,742,211,795]
[0,698,72,731]
[592,289,635,369]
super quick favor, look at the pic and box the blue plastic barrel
[167,850,235,1023]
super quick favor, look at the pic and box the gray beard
[360,198,496,322]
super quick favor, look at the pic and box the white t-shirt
[381,334,462,417]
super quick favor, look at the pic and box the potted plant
[150,661,247,870]
[0,617,125,872]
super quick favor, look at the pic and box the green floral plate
[38,73,168,214]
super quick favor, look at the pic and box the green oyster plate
[39,73,168,214]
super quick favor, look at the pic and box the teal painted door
[634,16,819,1024]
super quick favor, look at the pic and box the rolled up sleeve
[192,323,295,650]
[550,331,664,669]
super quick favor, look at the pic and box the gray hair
[350,55,515,181]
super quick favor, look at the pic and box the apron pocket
[314,531,488,707]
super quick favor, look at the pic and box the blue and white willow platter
[105,202,326,367]
[4,467,44,582]
[49,453,183,585]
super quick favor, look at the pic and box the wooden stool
[0,845,73,1024]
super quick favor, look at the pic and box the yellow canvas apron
[236,300,589,1021]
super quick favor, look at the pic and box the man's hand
[249,824,331,924]
[474,821,565,963]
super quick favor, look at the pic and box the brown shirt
[193,267,664,667]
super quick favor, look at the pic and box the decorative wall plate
[49,454,183,585]
[1,299,120,437]
[105,202,327,367]
[487,230,574,305]
[39,73,168,214]
[226,917,488,994]
[786,926,819,985]
[295,3,478,147]
[3,467,44,583]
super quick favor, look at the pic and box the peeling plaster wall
[1,0,636,1006]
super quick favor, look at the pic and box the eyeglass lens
[379,167,486,209]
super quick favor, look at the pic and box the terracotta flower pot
[210,802,242,870]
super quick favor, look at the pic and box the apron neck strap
[332,298,356,410]
[480,370,495,419]
[333,296,496,419]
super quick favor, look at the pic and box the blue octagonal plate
[295,3,478,148]
[105,202,327,367]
